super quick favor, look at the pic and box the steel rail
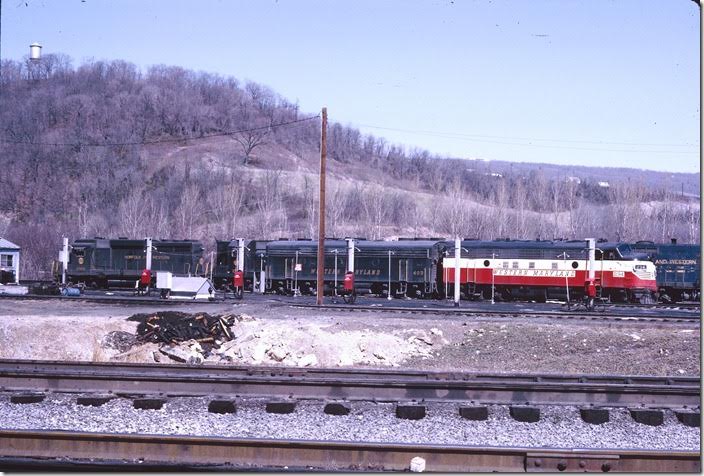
[607,302,701,310]
[0,360,698,408]
[0,429,698,472]
[289,302,701,323]
[0,294,220,306]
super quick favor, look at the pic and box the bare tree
[233,120,270,165]
[513,178,529,239]
[174,185,203,239]
[550,179,563,239]
[117,193,149,238]
[564,178,579,238]
[256,170,285,238]
[493,178,509,239]
[144,195,170,239]
[212,177,246,238]
[685,202,700,243]
[361,185,389,240]
[303,175,318,239]
[439,179,470,238]
[326,181,348,238]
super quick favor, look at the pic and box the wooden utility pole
[316,107,327,305]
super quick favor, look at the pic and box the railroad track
[0,429,698,472]
[606,302,701,311]
[1,360,699,471]
[0,360,699,408]
[289,303,701,324]
[3,289,700,317]
[0,293,221,306]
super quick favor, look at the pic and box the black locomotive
[212,239,269,291]
[60,238,204,288]
[254,238,445,298]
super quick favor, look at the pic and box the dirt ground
[0,298,699,376]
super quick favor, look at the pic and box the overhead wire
[0,115,320,148]
[353,123,700,154]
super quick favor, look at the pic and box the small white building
[0,238,20,284]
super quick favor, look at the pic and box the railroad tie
[76,396,114,407]
[265,401,297,414]
[395,404,426,420]
[579,407,610,425]
[458,405,489,421]
[324,402,351,416]
[675,410,700,428]
[509,405,540,423]
[629,408,664,426]
[9,394,45,405]
[208,400,237,414]
[133,398,166,410]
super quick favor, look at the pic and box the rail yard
[0,235,700,471]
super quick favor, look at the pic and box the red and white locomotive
[442,239,657,303]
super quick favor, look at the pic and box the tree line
[0,55,699,278]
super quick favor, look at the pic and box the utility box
[157,271,214,300]
[156,271,173,290]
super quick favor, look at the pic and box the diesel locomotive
[58,237,204,288]
[442,239,658,303]
[257,238,445,298]
[630,240,701,302]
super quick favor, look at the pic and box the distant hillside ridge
[0,55,699,278]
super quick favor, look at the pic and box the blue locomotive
[630,240,700,302]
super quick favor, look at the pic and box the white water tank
[29,43,42,61]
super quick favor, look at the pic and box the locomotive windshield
[616,244,632,257]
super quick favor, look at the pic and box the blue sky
[1,0,700,173]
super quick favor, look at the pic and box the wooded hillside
[0,55,699,278]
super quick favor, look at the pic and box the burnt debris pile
[128,311,235,345]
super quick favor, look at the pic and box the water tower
[29,43,42,61]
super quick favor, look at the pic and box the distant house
[0,238,20,284]
[598,181,610,188]
[566,176,581,184]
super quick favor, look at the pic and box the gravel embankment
[0,394,698,451]
[0,298,699,376]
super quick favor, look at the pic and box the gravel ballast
[0,394,698,451]
[0,298,699,376]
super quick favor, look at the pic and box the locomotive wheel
[235,287,243,300]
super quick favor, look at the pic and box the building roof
[0,238,20,250]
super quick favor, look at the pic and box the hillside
[0,55,699,278]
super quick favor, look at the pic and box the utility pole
[454,237,461,307]
[316,107,327,305]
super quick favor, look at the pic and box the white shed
[0,238,20,284]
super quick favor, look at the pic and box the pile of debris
[128,312,235,345]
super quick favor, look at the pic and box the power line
[354,123,700,154]
[1,115,320,148]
